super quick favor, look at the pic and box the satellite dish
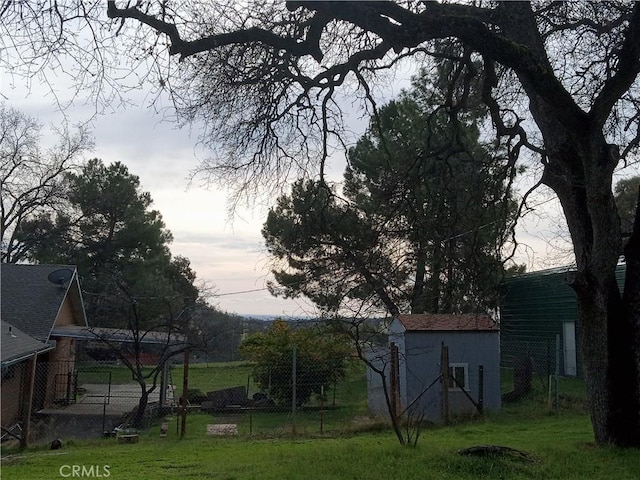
[47,268,73,288]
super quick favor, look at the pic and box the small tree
[85,257,202,429]
[239,320,351,407]
[20,157,202,427]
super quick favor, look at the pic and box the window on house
[448,363,469,390]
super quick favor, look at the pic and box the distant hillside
[239,314,313,323]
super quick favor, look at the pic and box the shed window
[448,363,469,390]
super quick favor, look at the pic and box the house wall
[55,295,78,327]
[500,264,626,378]
[404,331,501,422]
[44,338,76,406]
[1,362,27,426]
[39,295,80,407]
[29,342,77,411]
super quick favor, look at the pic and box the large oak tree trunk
[498,2,640,446]
[543,136,640,446]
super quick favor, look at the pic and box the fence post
[555,334,560,409]
[20,354,38,449]
[291,344,297,434]
[441,343,450,425]
[160,361,169,409]
[65,370,71,404]
[320,385,324,434]
[107,371,112,404]
[181,350,189,438]
[478,365,484,414]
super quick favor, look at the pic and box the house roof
[1,264,87,342]
[396,314,498,332]
[1,320,54,366]
[50,325,188,346]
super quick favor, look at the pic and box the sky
[1,50,584,318]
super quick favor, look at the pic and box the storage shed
[367,313,501,423]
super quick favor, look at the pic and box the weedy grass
[2,362,639,480]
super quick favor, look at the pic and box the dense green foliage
[263,70,517,316]
[17,158,202,427]
[18,158,199,330]
[239,320,352,407]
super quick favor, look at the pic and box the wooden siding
[1,362,27,426]
[54,295,79,328]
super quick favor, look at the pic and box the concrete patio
[38,383,176,417]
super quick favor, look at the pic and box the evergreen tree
[264,71,517,316]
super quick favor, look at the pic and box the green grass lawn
[171,361,255,394]
[3,412,639,480]
[3,362,639,480]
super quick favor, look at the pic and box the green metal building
[500,263,627,378]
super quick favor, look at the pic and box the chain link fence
[2,351,367,446]
[171,353,367,437]
[2,333,587,447]
[500,335,586,409]
[1,357,178,447]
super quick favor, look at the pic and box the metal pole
[332,379,337,407]
[66,370,72,404]
[478,365,484,414]
[160,361,168,409]
[107,371,112,404]
[20,354,38,449]
[102,395,107,434]
[320,385,324,434]
[291,345,297,434]
[441,343,450,425]
[555,334,560,409]
[181,350,189,438]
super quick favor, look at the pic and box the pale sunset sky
[2,46,583,318]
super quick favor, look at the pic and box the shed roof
[396,314,498,332]
[1,264,87,341]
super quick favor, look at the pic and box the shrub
[239,320,351,407]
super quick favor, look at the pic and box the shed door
[563,322,577,376]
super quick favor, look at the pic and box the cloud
[2,57,576,317]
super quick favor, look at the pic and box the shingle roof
[1,264,86,342]
[396,314,498,332]
[0,320,54,365]
[50,325,188,346]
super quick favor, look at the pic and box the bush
[181,388,208,405]
[239,320,351,407]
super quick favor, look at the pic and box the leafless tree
[0,104,92,263]
[2,1,640,447]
